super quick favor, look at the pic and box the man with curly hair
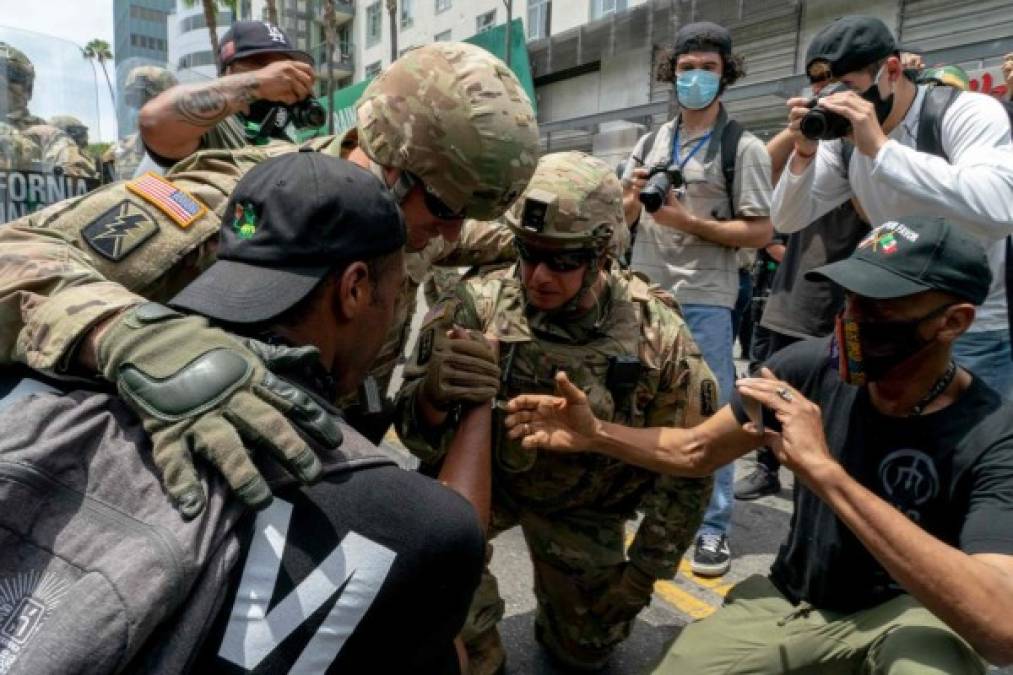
[621,21,774,577]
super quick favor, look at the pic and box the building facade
[166,0,236,80]
[114,0,175,68]
[529,0,1013,165]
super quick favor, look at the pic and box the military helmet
[124,65,178,107]
[505,151,626,255]
[0,42,35,94]
[355,42,539,221]
[920,65,969,91]
[48,115,88,145]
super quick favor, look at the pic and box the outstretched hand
[504,371,601,452]
[735,367,835,484]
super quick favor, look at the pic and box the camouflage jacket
[0,138,335,374]
[22,124,98,179]
[0,137,515,405]
[352,217,518,409]
[396,266,716,579]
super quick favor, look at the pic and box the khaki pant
[649,575,986,675]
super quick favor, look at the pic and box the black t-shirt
[730,337,1013,612]
[194,464,484,674]
[759,202,869,340]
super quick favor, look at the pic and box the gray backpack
[0,378,394,674]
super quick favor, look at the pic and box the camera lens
[799,110,828,140]
[638,172,672,213]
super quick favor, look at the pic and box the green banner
[301,18,534,141]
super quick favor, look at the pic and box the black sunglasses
[403,171,466,221]
[516,239,593,273]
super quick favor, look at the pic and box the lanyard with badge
[671,123,713,172]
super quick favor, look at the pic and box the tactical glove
[98,303,342,518]
[419,328,501,410]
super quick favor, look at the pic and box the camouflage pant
[464,502,644,671]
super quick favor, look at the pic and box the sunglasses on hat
[515,239,594,273]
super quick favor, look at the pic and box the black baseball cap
[806,217,991,305]
[218,21,313,74]
[171,150,406,324]
[805,15,897,77]
[674,22,733,57]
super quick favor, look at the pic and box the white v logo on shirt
[218,499,397,673]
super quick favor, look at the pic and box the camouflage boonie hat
[0,42,34,92]
[356,42,539,221]
[505,151,626,255]
[125,65,179,105]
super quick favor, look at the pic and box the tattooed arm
[139,60,315,161]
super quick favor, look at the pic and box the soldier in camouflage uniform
[48,115,90,149]
[103,66,179,181]
[396,151,715,673]
[0,43,98,178]
[0,42,537,517]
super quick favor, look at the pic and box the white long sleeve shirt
[771,86,1013,332]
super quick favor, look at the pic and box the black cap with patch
[806,217,991,305]
[171,150,406,324]
[218,20,313,74]
[674,22,733,57]
[805,15,897,77]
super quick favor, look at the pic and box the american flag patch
[126,172,208,229]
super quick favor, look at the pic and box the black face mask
[861,64,894,125]
[832,303,952,385]
[240,100,288,143]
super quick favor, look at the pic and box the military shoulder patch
[417,328,435,366]
[700,379,718,417]
[126,172,208,229]
[81,200,158,261]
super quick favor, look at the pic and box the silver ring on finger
[776,387,794,403]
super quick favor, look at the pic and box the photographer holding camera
[772,15,1013,398]
[621,22,773,577]
[140,20,319,165]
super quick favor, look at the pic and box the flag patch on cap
[126,172,207,229]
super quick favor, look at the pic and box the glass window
[528,0,551,39]
[435,0,451,14]
[434,29,452,42]
[366,2,382,47]
[476,10,496,33]
[590,0,627,20]
[365,60,382,78]
[401,0,414,29]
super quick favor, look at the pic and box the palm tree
[82,39,116,109]
[182,0,223,72]
[385,0,397,63]
[266,0,279,25]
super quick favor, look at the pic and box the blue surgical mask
[675,69,721,110]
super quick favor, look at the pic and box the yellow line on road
[676,560,731,597]
[652,579,718,620]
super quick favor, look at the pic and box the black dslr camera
[799,81,852,141]
[288,97,327,129]
[638,164,685,213]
